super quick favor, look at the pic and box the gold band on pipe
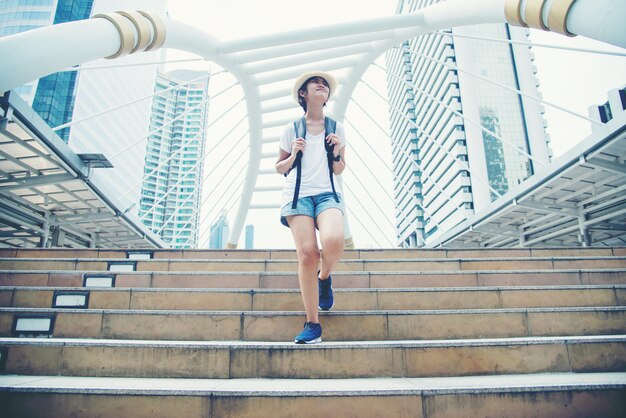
[504,0,528,27]
[525,0,549,30]
[117,11,152,53]
[93,13,135,59]
[548,0,578,36]
[138,10,167,51]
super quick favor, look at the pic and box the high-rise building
[67,0,168,215]
[245,224,254,250]
[386,0,551,247]
[0,0,56,39]
[139,69,210,249]
[0,0,94,141]
[209,210,230,249]
[0,0,58,106]
[1,0,169,214]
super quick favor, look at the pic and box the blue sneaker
[294,321,322,344]
[318,273,334,311]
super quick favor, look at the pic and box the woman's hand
[326,133,341,156]
[292,137,306,154]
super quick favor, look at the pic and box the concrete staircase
[0,247,625,417]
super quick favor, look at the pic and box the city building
[385,0,551,247]
[67,0,168,214]
[245,224,254,249]
[0,0,93,141]
[139,70,210,248]
[1,0,169,213]
[209,210,230,249]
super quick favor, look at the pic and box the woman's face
[303,77,329,102]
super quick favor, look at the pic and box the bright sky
[165,0,626,249]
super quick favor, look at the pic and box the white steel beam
[261,100,295,114]
[219,12,425,53]
[578,183,626,208]
[262,118,295,129]
[515,199,578,218]
[231,30,400,64]
[52,211,116,223]
[262,136,280,144]
[0,173,76,191]
[586,158,626,175]
[245,44,373,75]
[260,88,291,102]
[253,57,359,86]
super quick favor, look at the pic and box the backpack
[286,116,340,209]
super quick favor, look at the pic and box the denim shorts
[280,192,344,228]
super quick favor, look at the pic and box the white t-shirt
[279,120,347,208]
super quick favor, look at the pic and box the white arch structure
[1,0,624,248]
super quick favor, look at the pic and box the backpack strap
[288,117,306,209]
[324,117,340,204]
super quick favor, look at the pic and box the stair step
[2,285,625,311]
[1,373,624,417]
[1,256,625,273]
[2,247,622,260]
[2,269,625,288]
[1,336,624,379]
[2,247,624,415]
[2,306,625,341]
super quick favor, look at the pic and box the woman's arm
[275,148,296,175]
[332,145,346,175]
[276,135,306,175]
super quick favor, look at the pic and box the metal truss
[431,114,626,247]
[0,92,164,248]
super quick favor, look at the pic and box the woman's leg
[317,208,344,280]
[286,214,320,323]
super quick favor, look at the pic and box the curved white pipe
[0,19,119,93]
[567,0,626,48]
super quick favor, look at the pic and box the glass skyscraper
[386,0,551,247]
[209,210,230,249]
[245,224,254,250]
[0,0,93,142]
[65,0,168,216]
[0,0,55,38]
[140,70,210,249]
[0,0,57,105]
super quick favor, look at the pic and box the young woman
[275,71,347,344]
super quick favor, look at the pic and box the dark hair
[297,77,328,113]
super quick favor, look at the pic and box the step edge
[1,373,625,397]
[1,335,625,349]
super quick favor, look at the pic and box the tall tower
[67,0,168,214]
[140,70,210,249]
[245,224,255,250]
[386,0,551,247]
[209,210,230,250]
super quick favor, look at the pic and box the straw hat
[292,70,338,103]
